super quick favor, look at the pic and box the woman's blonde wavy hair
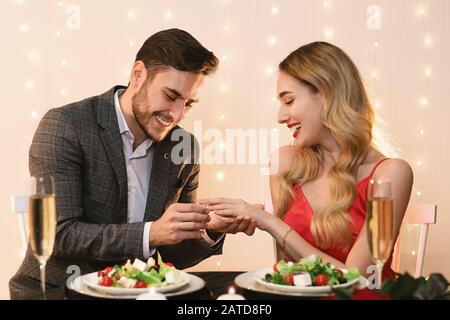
[273,42,375,250]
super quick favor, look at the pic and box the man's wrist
[149,220,161,247]
[143,222,156,259]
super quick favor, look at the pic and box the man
[10,29,256,299]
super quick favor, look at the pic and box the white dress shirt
[114,89,156,258]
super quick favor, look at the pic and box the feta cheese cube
[147,257,156,269]
[119,276,137,288]
[132,258,149,272]
[293,273,312,287]
[165,271,183,284]
[124,259,132,269]
[165,271,176,284]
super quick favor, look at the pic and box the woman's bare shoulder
[358,148,412,183]
[374,158,414,183]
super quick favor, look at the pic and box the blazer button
[164,153,169,159]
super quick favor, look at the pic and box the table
[28,272,386,300]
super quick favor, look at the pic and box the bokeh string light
[415,3,433,202]
[370,3,381,110]
[322,0,334,40]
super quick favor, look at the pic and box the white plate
[235,272,329,297]
[82,271,190,296]
[252,268,361,294]
[68,273,204,299]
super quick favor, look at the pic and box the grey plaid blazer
[9,86,224,299]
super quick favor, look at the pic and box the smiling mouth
[155,114,172,127]
[288,122,302,138]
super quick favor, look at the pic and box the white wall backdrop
[1,0,449,299]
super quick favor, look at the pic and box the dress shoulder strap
[368,158,390,180]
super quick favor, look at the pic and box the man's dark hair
[135,28,219,77]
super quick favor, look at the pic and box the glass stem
[40,260,47,300]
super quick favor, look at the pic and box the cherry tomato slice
[134,281,148,288]
[100,276,113,287]
[273,263,278,272]
[98,266,113,277]
[314,274,329,286]
[283,274,294,286]
[103,267,113,275]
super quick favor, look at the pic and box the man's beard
[131,85,172,143]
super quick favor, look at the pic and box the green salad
[96,258,186,288]
[264,255,360,287]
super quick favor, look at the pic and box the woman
[201,42,413,279]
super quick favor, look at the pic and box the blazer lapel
[144,134,175,221]
[96,86,128,222]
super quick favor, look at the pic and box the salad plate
[85,258,189,295]
[234,272,330,297]
[253,268,360,294]
[68,272,205,299]
[249,255,362,295]
[73,257,191,297]
[83,271,190,295]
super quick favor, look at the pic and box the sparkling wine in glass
[29,176,56,299]
[367,179,394,289]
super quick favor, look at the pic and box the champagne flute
[29,176,56,299]
[366,179,394,289]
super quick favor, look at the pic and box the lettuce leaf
[299,255,318,271]
[158,261,175,278]
[122,267,140,279]
[344,268,360,281]
[136,272,162,285]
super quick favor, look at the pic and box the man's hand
[149,203,210,246]
[206,212,257,236]
[200,198,271,231]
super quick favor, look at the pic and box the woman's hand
[207,212,257,236]
[199,198,272,231]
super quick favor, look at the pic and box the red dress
[282,158,396,280]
